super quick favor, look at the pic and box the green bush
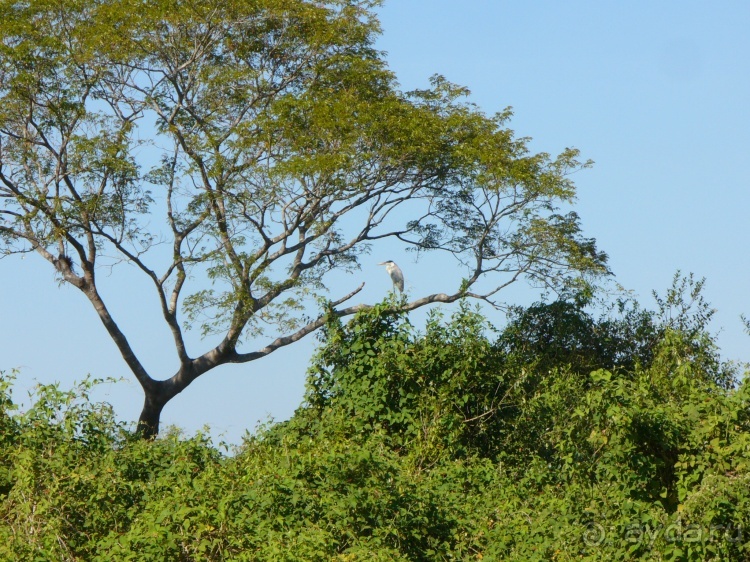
[1,283,749,560]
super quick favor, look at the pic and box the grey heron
[378,260,404,292]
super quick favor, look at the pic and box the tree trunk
[136,388,170,439]
[135,367,197,439]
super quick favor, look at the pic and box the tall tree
[0,0,607,436]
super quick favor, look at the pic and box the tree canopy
[0,0,607,434]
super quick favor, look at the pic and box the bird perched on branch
[378,260,404,293]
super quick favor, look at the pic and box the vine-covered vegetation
[2,276,749,560]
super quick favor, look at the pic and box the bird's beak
[377,262,386,266]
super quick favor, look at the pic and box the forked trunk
[136,388,170,439]
[135,366,200,439]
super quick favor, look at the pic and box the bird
[378,260,404,293]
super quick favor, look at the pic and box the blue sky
[2,1,749,445]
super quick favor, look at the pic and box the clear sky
[2,1,749,445]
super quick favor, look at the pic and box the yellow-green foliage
[2,291,749,560]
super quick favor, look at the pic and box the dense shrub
[1,281,749,560]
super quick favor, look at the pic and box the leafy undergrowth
[2,287,750,560]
